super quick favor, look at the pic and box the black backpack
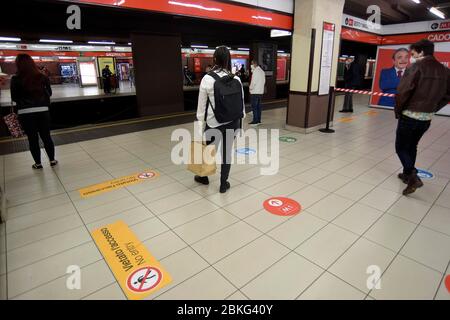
[205,71,244,123]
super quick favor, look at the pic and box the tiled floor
[1,95,450,300]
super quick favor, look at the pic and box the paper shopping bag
[187,141,217,177]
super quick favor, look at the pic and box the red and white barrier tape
[335,88,395,98]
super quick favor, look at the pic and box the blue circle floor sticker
[236,148,256,155]
[417,169,434,180]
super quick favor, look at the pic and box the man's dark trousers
[395,115,431,175]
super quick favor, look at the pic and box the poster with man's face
[371,43,450,115]
[371,47,410,108]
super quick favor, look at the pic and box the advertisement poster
[97,57,116,75]
[258,44,276,75]
[231,58,247,75]
[78,61,98,86]
[277,58,287,81]
[194,58,202,73]
[318,22,336,95]
[371,42,450,115]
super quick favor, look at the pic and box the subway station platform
[1,95,449,300]
[0,83,136,106]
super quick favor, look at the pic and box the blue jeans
[395,115,431,175]
[251,94,263,123]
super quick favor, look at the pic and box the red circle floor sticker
[138,172,156,180]
[264,197,302,216]
[127,266,162,293]
[445,274,450,293]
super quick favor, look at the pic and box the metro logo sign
[431,21,450,30]
[440,22,450,29]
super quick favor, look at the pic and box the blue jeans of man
[251,94,263,123]
[395,115,431,175]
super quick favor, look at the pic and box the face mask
[251,65,256,72]
[410,57,417,64]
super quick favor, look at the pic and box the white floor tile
[335,180,376,201]
[333,203,384,235]
[328,238,396,293]
[387,197,432,224]
[370,255,442,300]
[289,186,330,209]
[241,253,323,300]
[156,267,235,300]
[145,190,202,215]
[363,214,417,252]
[192,222,261,264]
[222,192,269,219]
[420,205,450,236]
[82,282,127,300]
[143,231,187,260]
[299,272,366,300]
[296,224,358,269]
[308,194,355,222]
[7,227,92,272]
[13,260,115,300]
[148,247,209,299]
[400,226,450,273]
[174,209,238,244]
[359,188,401,212]
[268,212,327,249]
[214,235,290,288]
[158,199,219,229]
[313,173,352,193]
[7,242,101,298]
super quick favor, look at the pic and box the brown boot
[403,174,424,196]
[398,173,409,184]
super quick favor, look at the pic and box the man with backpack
[194,46,246,193]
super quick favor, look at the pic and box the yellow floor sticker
[79,170,159,198]
[91,220,172,300]
[338,117,355,123]
[364,110,379,116]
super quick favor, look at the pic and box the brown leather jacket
[395,56,450,118]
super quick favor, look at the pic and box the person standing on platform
[395,39,450,195]
[0,71,8,103]
[340,57,363,113]
[379,48,409,107]
[194,46,246,193]
[10,54,58,170]
[129,65,135,88]
[102,65,112,94]
[249,60,266,125]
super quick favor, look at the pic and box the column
[287,0,345,133]
[131,33,184,117]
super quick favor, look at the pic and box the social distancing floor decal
[91,220,172,300]
[79,170,159,198]
[263,197,302,216]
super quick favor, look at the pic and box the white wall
[228,0,294,14]
[343,14,450,35]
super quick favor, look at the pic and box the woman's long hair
[15,54,46,98]
[213,46,232,72]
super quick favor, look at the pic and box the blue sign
[417,169,434,180]
[236,148,256,155]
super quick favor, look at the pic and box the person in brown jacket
[395,39,450,195]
